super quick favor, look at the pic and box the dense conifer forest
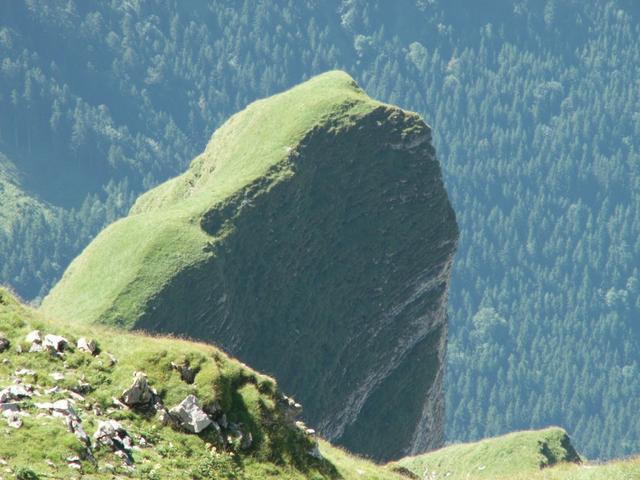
[0,0,638,459]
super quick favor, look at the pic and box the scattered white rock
[66,455,82,470]
[0,403,19,414]
[138,435,149,447]
[76,337,97,354]
[66,415,90,446]
[169,394,212,433]
[0,385,31,402]
[279,394,303,424]
[94,419,134,463]
[50,372,65,381]
[43,334,69,352]
[68,390,85,402]
[5,413,22,429]
[35,399,78,419]
[121,372,155,406]
[115,449,133,466]
[14,368,36,377]
[25,330,42,344]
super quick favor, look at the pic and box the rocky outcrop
[121,372,156,407]
[168,394,213,433]
[43,71,458,460]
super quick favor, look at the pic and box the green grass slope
[41,70,458,460]
[3,286,639,479]
[0,287,408,480]
[41,70,379,328]
[389,428,640,480]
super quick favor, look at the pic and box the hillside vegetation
[42,71,458,461]
[0,287,408,480]
[389,428,640,480]
[1,290,636,480]
[0,0,639,460]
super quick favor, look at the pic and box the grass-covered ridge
[389,427,640,480]
[41,71,388,328]
[0,287,406,479]
[39,70,458,460]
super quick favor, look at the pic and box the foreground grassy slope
[390,428,640,480]
[3,287,639,479]
[42,70,458,460]
[0,287,406,480]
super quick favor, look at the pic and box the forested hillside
[1,0,638,460]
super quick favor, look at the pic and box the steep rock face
[42,71,458,460]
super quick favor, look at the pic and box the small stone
[77,337,97,354]
[14,368,36,377]
[115,449,132,466]
[66,417,90,446]
[50,372,65,381]
[279,394,303,424]
[68,391,85,402]
[53,399,77,415]
[5,413,22,429]
[121,372,154,407]
[35,399,77,420]
[43,334,69,352]
[93,419,134,454]
[25,330,42,344]
[168,394,212,433]
[0,403,19,414]
[0,337,10,353]
[0,385,31,402]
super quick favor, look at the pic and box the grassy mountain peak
[41,70,457,460]
[41,70,391,328]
